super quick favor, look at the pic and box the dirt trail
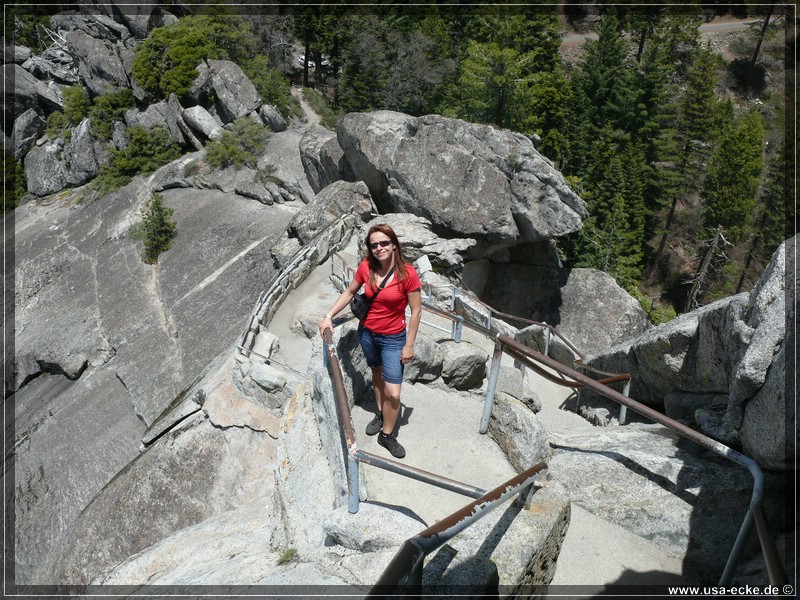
[290,86,322,127]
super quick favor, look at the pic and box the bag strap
[370,266,396,299]
[377,266,396,290]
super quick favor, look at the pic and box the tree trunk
[303,40,310,88]
[685,225,723,312]
[750,6,774,70]
[647,195,679,280]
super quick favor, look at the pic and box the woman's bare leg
[371,366,384,413]
[381,382,402,435]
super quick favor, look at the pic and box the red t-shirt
[355,260,421,334]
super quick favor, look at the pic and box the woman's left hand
[401,343,415,364]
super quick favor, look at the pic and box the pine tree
[140,193,177,265]
[702,109,765,243]
[568,127,646,289]
[647,45,725,278]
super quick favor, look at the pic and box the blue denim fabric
[358,325,407,384]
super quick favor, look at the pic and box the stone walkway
[264,236,689,590]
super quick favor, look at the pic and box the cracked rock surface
[11,166,297,583]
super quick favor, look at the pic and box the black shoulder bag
[350,267,396,321]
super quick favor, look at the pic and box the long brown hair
[364,223,409,291]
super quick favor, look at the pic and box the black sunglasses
[369,240,393,250]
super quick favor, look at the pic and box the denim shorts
[358,325,407,385]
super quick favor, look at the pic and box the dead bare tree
[683,225,731,312]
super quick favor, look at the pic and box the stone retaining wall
[232,213,359,410]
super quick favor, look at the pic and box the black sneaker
[366,412,383,436]
[378,432,406,459]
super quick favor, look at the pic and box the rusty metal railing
[484,332,785,588]
[325,253,785,588]
[321,328,548,595]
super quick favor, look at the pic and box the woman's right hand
[319,315,333,337]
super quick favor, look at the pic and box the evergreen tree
[139,193,177,265]
[443,13,563,131]
[566,127,646,289]
[702,109,765,242]
[737,140,790,291]
[563,15,636,174]
[647,45,725,278]
[131,15,255,100]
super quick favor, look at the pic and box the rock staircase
[263,235,692,594]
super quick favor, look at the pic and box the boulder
[10,107,45,159]
[488,395,550,472]
[63,26,134,96]
[259,103,287,132]
[481,266,651,360]
[300,124,338,194]
[192,59,262,125]
[63,118,100,186]
[582,294,750,409]
[23,139,68,196]
[404,336,444,383]
[440,339,488,390]
[124,96,189,147]
[579,238,792,471]
[4,64,63,120]
[7,44,32,63]
[336,111,587,252]
[287,179,376,245]
[730,236,794,470]
[182,105,223,141]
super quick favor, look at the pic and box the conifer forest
[8,2,796,321]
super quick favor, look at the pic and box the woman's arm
[401,289,422,364]
[319,277,362,336]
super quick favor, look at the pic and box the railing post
[543,323,551,357]
[348,454,360,513]
[452,315,463,343]
[480,339,504,434]
[619,379,631,425]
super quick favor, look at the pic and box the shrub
[131,15,256,101]
[301,87,345,130]
[205,118,270,170]
[3,149,28,212]
[132,192,177,264]
[46,85,90,139]
[631,289,677,325]
[276,548,296,565]
[95,126,181,195]
[88,89,136,141]
[241,55,294,117]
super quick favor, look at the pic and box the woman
[319,224,422,459]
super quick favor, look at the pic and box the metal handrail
[332,252,633,388]
[321,328,549,594]
[323,253,786,587]
[493,334,786,586]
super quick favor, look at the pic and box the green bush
[96,126,181,195]
[301,87,345,130]
[631,289,677,325]
[3,149,28,212]
[241,55,295,118]
[205,118,270,170]
[88,89,135,141]
[131,15,256,101]
[132,192,177,264]
[46,85,90,139]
